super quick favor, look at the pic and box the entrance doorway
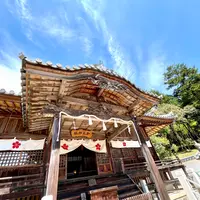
[67,145,97,179]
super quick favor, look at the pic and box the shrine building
[0,54,186,200]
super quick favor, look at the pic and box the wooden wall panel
[0,117,25,134]
[96,153,112,174]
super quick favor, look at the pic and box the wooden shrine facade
[0,55,185,200]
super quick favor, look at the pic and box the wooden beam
[46,96,128,113]
[127,98,140,113]
[132,120,170,200]
[46,117,60,200]
[97,88,104,97]
[0,94,21,103]
[107,124,128,142]
[58,80,67,98]
[0,133,46,140]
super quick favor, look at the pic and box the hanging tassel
[88,116,93,125]
[73,119,76,130]
[127,125,131,134]
[102,121,107,131]
[114,119,118,128]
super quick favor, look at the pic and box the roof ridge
[0,88,21,96]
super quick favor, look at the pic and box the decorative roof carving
[87,103,114,117]
[89,74,127,91]
[41,104,129,120]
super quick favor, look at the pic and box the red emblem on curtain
[95,143,101,151]
[123,142,126,147]
[12,141,21,149]
[61,144,68,150]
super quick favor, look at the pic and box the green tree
[164,64,200,108]
[151,135,172,159]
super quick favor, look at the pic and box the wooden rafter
[97,88,104,97]
[47,96,128,113]
[58,80,67,98]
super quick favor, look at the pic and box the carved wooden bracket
[89,74,127,91]
[40,104,131,120]
[87,103,113,117]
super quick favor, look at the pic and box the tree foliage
[150,64,200,159]
[164,64,200,108]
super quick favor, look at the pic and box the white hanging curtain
[0,139,45,151]
[110,140,152,148]
[60,139,107,155]
[110,140,140,148]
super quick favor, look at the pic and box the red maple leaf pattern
[123,142,126,147]
[95,143,101,151]
[12,141,21,149]
[61,144,68,150]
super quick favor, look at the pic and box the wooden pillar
[65,154,68,179]
[132,119,170,200]
[106,141,114,173]
[46,117,61,200]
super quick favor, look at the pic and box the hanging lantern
[114,119,118,128]
[73,119,76,130]
[127,125,131,134]
[102,121,107,131]
[88,116,93,125]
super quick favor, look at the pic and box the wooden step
[58,174,140,200]
[62,195,80,200]
[58,178,131,196]
[118,183,137,192]
[119,190,141,199]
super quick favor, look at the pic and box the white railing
[186,178,200,199]
[175,169,200,200]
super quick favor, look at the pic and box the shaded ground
[170,149,198,159]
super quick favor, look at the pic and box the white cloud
[0,32,21,93]
[7,0,75,43]
[139,42,168,92]
[0,50,20,70]
[0,64,21,94]
[15,0,32,21]
[81,37,93,56]
[7,0,97,55]
[0,51,21,94]
[80,0,136,81]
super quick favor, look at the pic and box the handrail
[186,178,200,199]
[186,178,200,188]
[119,158,183,173]
[0,173,43,181]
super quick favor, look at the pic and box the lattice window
[96,153,112,173]
[110,148,122,158]
[121,148,137,158]
[0,150,43,167]
[59,154,67,168]
[96,153,110,165]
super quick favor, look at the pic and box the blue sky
[0,0,200,94]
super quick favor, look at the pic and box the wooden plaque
[71,129,92,138]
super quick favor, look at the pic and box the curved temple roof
[20,55,162,130]
[0,54,174,137]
